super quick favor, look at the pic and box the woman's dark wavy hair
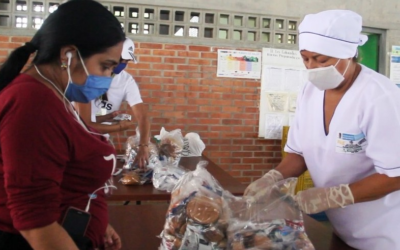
[0,0,125,91]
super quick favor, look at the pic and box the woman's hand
[104,224,121,250]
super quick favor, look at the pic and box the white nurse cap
[121,38,137,62]
[299,10,368,59]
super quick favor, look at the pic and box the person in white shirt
[245,10,400,250]
[75,38,150,167]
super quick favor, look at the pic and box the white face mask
[305,59,351,91]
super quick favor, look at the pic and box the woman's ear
[59,46,77,66]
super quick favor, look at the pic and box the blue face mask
[113,62,127,74]
[65,51,112,103]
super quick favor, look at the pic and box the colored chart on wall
[217,49,261,79]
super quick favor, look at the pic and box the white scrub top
[91,70,143,122]
[285,65,400,250]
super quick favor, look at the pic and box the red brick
[198,119,220,125]
[175,92,199,98]
[152,50,176,56]
[188,86,209,92]
[140,84,162,90]
[164,57,186,64]
[177,65,198,71]
[199,106,221,112]
[222,106,242,113]
[11,36,31,43]
[164,71,186,77]
[265,158,282,164]
[164,85,186,91]
[237,177,252,184]
[165,44,187,50]
[201,132,219,137]
[245,81,261,88]
[220,158,241,164]
[265,145,282,151]
[151,91,174,98]
[131,63,151,69]
[152,117,173,124]
[153,64,175,70]
[234,100,256,107]
[243,146,263,151]
[210,139,231,144]
[187,112,209,118]
[220,132,242,138]
[152,78,174,84]
[233,151,253,157]
[210,99,232,106]
[244,133,259,138]
[211,86,232,93]
[222,119,242,125]
[222,93,243,100]
[233,126,254,132]
[243,170,263,176]
[177,51,200,57]
[175,118,197,124]
[186,125,209,131]
[201,80,221,86]
[139,70,162,76]
[253,164,274,170]
[0,50,8,56]
[199,92,221,99]
[0,36,9,42]
[222,145,243,151]
[244,94,259,101]
[210,113,231,119]
[176,78,198,85]
[164,98,187,105]
[139,57,162,63]
[201,52,217,59]
[242,158,263,164]
[152,104,174,111]
[134,48,152,55]
[187,72,202,78]
[0,43,22,49]
[244,120,258,125]
[256,139,276,145]
[189,45,210,52]
[168,111,186,118]
[210,126,231,132]
[245,107,258,113]
[209,151,231,157]
[233,113,255,119]
[188,59,210,65]
[235,87,256,94]
[175,105,198,112]
[200,66,217,72]
[140,43,163,49]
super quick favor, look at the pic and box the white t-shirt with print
[91,70,142,122]
[285,65,400,250]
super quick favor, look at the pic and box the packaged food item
[113,113,131,121]
[225,178,315,250]
[152,163,187,192]
[158,128,184,167]
[159,161,229,250]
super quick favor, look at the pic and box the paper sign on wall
[217,49,262,79]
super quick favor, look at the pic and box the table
[107,156,246,201]
[108,204,357,250]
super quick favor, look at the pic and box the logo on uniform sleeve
[336,132,367,154]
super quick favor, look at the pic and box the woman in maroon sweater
[0,0,125,249]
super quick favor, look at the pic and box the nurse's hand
[244,169,283,197]
[294,184,354,214]
[133,144,149,168]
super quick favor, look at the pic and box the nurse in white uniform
[245,10,400,250]
[75,38,150,167]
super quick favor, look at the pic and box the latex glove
[244,169,283,197]
[294,184,354,214]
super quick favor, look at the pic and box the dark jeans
[0,230,93,250]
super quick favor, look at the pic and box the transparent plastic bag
[181,132,206,157]
[159,161,229,250]
[158,127,184,167]
[152,162,187,192]
[225,178,315,250]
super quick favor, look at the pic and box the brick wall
[0,35,283,184]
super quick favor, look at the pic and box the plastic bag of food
[225,178,315,250]
[152,162,187,192]
[181,132,206,157]
[159,161,229,250]
[124,128,160,170]
[158,127,184,167]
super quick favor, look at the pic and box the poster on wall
[258,48,306,139]
[217,49,262,79]
[390,46,400,88]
